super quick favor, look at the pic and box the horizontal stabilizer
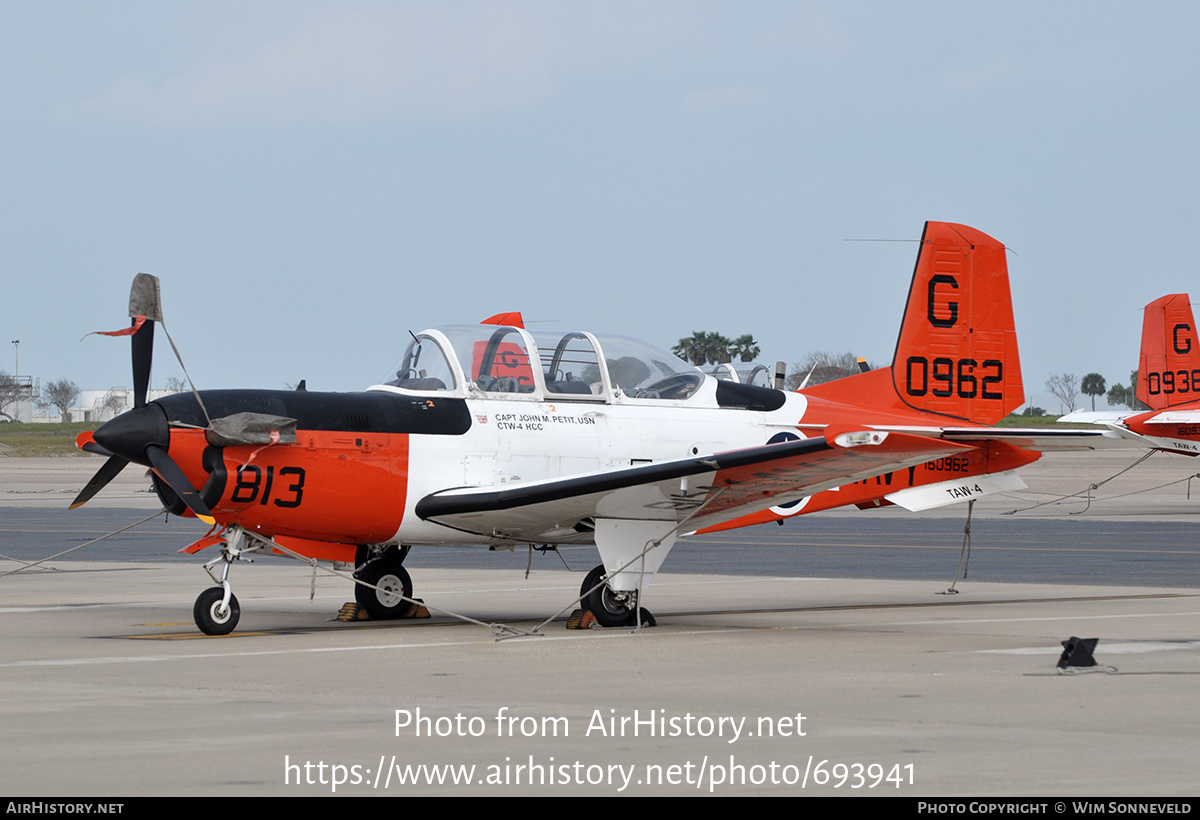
[937,426,1131,452]
[1057,410,1132,424]
[1135,408,1200,425]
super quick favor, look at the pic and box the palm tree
[702,332,733,364]
[672,332,710,365]
[1081,373,1106,411]
[730,334,760,362]
[673,331,737,365]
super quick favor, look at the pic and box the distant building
[4,376,37,423]
[65,388,181,423]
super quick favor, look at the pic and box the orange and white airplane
[73,222,1126,635]
[1062,293,1200,454]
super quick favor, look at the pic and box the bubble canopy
[372,325,706,402]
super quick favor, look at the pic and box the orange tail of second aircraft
[803,221,1024,425]
[1138,293,1200,409]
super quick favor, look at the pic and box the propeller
[68,453,129,510]
[72,275,215,525]
[146,444,214,524]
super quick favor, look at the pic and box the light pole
[10,340,18,423]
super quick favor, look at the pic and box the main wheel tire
[194,587,240,636]
[581,564,638,627]
[580,564,602,598]
[355,562,414,620]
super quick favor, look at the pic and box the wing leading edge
[415,430,973,542]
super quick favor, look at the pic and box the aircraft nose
[92,404,170,466]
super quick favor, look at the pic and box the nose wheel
[194,586,240,635]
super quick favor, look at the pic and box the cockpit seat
[546,380,592,395]
[401,377,447,391]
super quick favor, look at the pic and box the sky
[3,1,1198,413]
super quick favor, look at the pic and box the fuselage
[141,379,811,549]
[90,321,1032,563]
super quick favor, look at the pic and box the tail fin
[1138,294,1200,409]
[889,222,1023,423]
[801,223,1023,424]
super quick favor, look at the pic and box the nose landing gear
[193,527,249,636]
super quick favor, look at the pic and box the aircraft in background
[702,361,779,389]
[72,222,1126,635]
[1062,293,1200,455]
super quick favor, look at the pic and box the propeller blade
[127,274,162,410]
[128,273,164,322]
[69,455,130,509]
[75,431,114,458]
[131,317,154,409]
[81,440,114,458]
[145,444,215,525]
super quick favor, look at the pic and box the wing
[415,430,972,542]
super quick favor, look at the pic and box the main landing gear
[354,546,415,620]
[581,519,674,629]
[580,564,653,627]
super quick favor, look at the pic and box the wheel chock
[337,603,369,621]
[566,609,596,629]
[567,609,656,629]
[338,600,430,621]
